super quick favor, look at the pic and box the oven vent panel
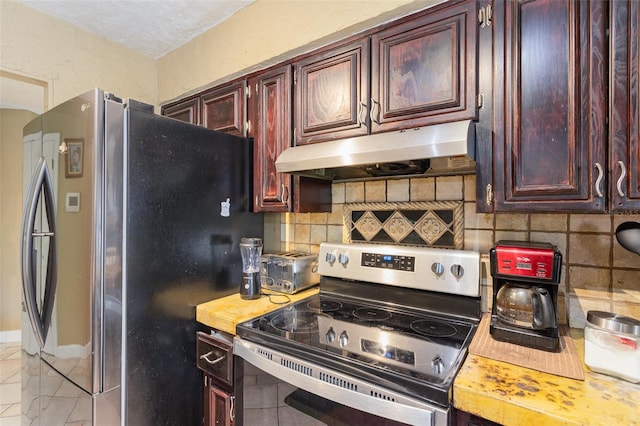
[281,358,313,376]
[370,391,397,402]
[319,372,358,391]
[256,347,273,361]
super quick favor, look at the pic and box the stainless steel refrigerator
[20,88,263,425]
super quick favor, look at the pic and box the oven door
[233,337,448,426]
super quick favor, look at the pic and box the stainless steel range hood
[275,120,476,180]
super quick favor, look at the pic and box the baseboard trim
[0,330,21,344]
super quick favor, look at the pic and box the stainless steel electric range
[234,242,482,426]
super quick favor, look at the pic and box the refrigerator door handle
[21,157,57,348]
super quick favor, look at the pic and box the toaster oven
[260,251,319,294]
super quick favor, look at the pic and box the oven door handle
[234,337,442,426]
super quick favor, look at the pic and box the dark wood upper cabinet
[201,80,247,137]
[250,66,332,212]
[294,38,370,145]
[249,65,293,212]
[161,96,200,125]
[610,0,640,211]
[370,0,479,133]
[491,0,607,212]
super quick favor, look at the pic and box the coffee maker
[490,241,562,352]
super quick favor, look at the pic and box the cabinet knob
[616,161,627,197]
[369,98,380,125]
[594,163,604,198]
[485,184,493,206]
[358,101,368,126]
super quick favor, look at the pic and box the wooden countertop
[196,287,319,335]
[453,329,640,425]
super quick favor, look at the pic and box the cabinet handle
[616,160,627,197]
[370,98,380,125]
[594,162,604,198]
[485,184,493,206]
[358,101,367,126]
[230,396,236,421]
[281,184,289,206]
[200,351,226,366]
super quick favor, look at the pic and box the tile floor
[0,342,21,426]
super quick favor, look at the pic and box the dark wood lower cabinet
[197,331,235,425]
[203,374,234,426]
[453,408,501,426]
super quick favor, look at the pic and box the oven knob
[326,327,336,344]
[338,331,349,347]
[338,253,349,267]
[450,264,464,280]
[325,252,336,265]
[432,356,444,375]
[431,262,445,277]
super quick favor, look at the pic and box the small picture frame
[65,139,83,178]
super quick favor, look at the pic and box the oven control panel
[361,252,415,271]
[318,242,480,297]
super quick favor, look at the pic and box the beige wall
[275,177,640,329]
[0,0,157,336]
[157,0,443,103]
[0,109,37,333]
[0,0,157,107]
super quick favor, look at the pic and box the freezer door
[37,88,105,396]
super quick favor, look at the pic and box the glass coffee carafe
[239,237,262,299]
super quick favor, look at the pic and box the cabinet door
[249,65,292,212]
[294,38,370,144]
[202,81,247,137]
[161,96,200,124]
[492,0,607,211]
[370,0,478,133]
[204,376,234,426]
[610,0,640,211]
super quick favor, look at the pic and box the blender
[240,237,262,299]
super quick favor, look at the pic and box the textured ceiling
[16,0,255,59]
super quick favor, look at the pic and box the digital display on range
[361,252,415,271]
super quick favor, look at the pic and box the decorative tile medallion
[344,201,463,248]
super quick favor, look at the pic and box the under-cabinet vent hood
[275,120,476,180]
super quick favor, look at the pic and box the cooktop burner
[270,310,324,333]
[307,299,342,312]
[411,320,458,337]
[353,307,391,321]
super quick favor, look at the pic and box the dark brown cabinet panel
[370,0,478,133]
[610,0,640,211]
[197,332,235,426]
[250,66,332,212]
[249,65,293,212]
[294,38,370,144]
[201,80,247,137]
[453,408,501,426]
[491,0,607,211]
[203,376,234,426]
[161,96,200,124]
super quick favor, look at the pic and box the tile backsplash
[267,175,640,329]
